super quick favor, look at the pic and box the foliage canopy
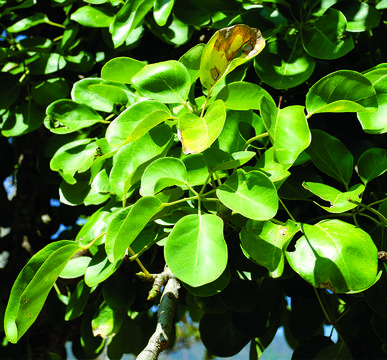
[1,0,387,359]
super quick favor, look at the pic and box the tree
[1,1,387,359]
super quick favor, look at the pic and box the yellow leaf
[200,24,265,90]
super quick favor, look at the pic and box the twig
[136,267,180,360]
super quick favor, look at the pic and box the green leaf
[131,60,191,103]
[71,78,132,112]
[105,196,163,262]
[140,157,188,196]
[31,78,70,107]
[302,182,365,213]
[306,70,378,116]
[215,81,271,110]
[254,38,315,89]
[357,147,387,185]
[178,99,226,154]
[334,2,381,32]
[1,102,45,137]
[165,214,227,287]
[240,220,299,278]
[204,149,256,172]
[216,169,278,220]
[183,268,230,297]
[44,99,104,134]
[199,311,250,357]
[301,8,354,60]
[260,99,310,166]
[183,153,210,186]
[306,129,353,187]
[50,139,97,185]
[65,280,91,321]
[85,245,122,287]
[102,273,135,312]
[29,53,67,75]
[357,68,387,134]
[101,57,145,84]
[60,256,91,279]
[109,124,172,200]
[106,100,171,146]
[179,44,205,84]
[92,302,122,338]
[4,241,81,343]
[70,6,113,27]
[286,220,379,293]
[7,13,49,32]
[153,0,174,26]
[0,73,20,109]
[200,24,265,90]
[110,0,154,47]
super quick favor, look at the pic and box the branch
[136,267,180,360]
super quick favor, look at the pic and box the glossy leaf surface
[178,99,226,154]
[5,241,81,343]
[106,100,171,146]
[306,70,378,115]
[105,197,163,262]
[165,214,227,287]
[303,182,365,213]
[45,99,104,134]
[306,129,353,187]
[140,157,188,196]
[254,38,315,89]
[301,8,354,60]
[357,68,387,134]
[101,57,145,84]
[216,169,278,220]
[260,99,310,166]
[240,220,299,278]
[357,147,387,184]
[109,124,172,199]
[286,220,378,293]
[131,60,191,103]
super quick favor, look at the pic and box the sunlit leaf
[165,213,227,287]
[286,220,379,293]
[306,70,378,116]
[106,100,171,146]
[131,60,191,103]
[302,182,365,213]
[216,169,278,220]
[200,24,265,90]
[105,196,163,262]
[4,241,81,343]
[178,99,226,154]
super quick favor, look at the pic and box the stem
[279,198,296,222]
[129,234,168,261]
[200,88,213,118]
[242,132,269,151]
[46,20,66,29]
[314,288,346,346]
[349,200,387,226]
[128,246,150,277]
[80,232,106,250]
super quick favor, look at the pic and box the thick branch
[136,267,180,360]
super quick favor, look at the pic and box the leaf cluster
[1,0,387,359]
